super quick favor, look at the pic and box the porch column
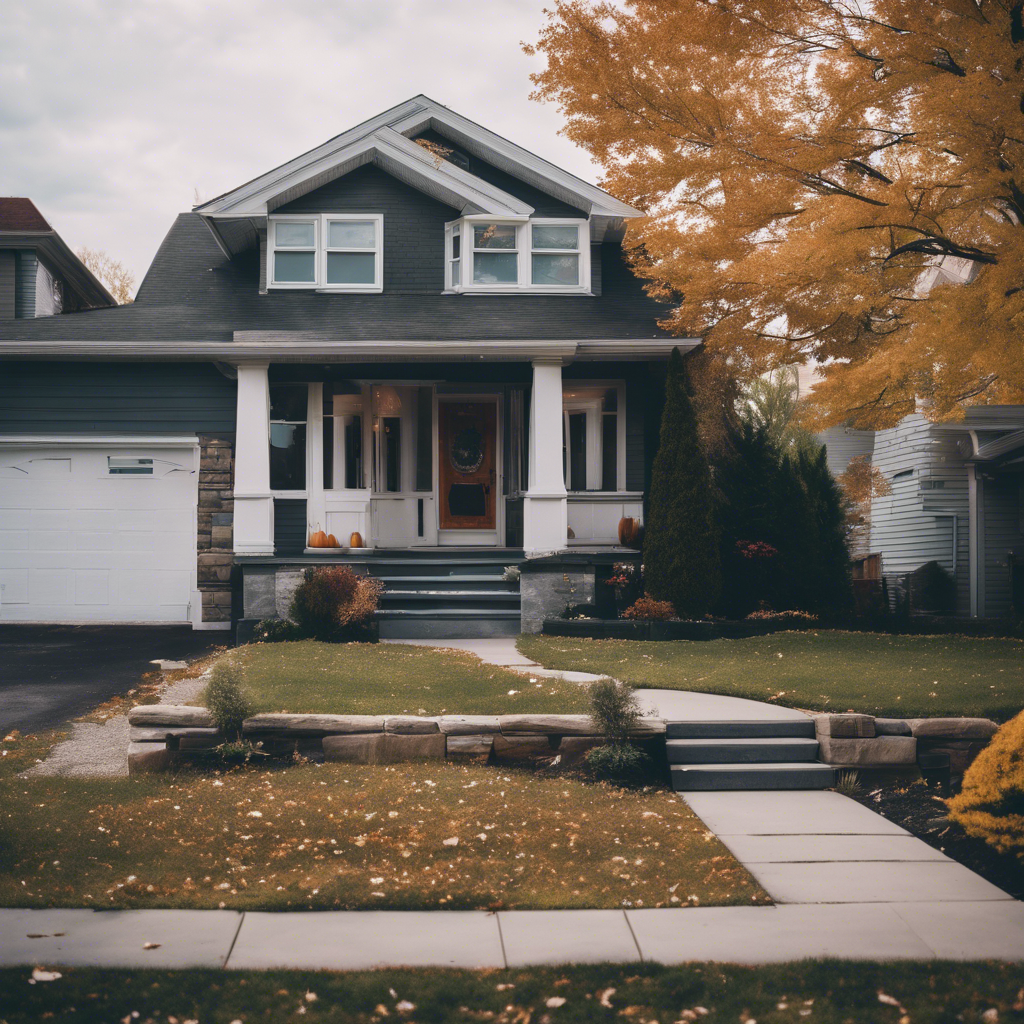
[523,358,568,556]
[968,463,986,617]
[233,361,275,555]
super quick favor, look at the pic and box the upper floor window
[268,214,383,293]
[445,218,590,294]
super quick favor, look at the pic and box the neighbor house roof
[0,198,116,309]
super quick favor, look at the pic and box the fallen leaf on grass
[142,942,161,950]
[29,968,62,983]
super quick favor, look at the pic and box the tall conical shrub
[642,348,721,616]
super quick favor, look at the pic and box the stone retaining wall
[126,706,666,774]
[812,714,999,771]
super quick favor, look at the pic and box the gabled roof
[195,95,641,223]
[0,198,116,309]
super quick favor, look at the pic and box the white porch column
[523,358,568,556]
[233,362,275,555]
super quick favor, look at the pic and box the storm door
[437,399,497,530]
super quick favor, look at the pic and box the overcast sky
[1,0,594,291]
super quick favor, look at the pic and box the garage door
[0,443,198,623]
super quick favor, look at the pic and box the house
[820,411,1024,618]
[0,97,692,638]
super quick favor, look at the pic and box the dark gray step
[666,719,815,740]
[381,590,519,603]
[376,607,521,620]
[382,575,516,589]
[671,762,835,791]
[667,737,820,764]
[378,614,520,640]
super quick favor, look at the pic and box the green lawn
[519,631,1024,720]
[3,962,1022,1023]
[0,730,761,911]
[229,640,590,715]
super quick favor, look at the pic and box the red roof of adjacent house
[0,197,52,233]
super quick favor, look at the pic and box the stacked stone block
[196,436,234,623]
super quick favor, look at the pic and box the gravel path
[24,673,208,779]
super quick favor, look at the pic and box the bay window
[445,218,590,293]
[268,213,383,292]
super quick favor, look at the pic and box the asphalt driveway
[0,625,229,735]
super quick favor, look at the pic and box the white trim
[0,434,199,448]
[193,95,637,220]
[0,338,701,361]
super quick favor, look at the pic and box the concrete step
[667,737,820,764]
[666,719,815,740]
[381,575,516,588]
[377,607,521,639]
[380,590,520,603]
[671,762,835,791]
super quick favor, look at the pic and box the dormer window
[268,213,383,292]
[445,218,590,294]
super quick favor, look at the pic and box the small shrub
[203,660,254,741]
[218,739,266,765]
[589,677,642,744]
[947,709,1024,861]
[502,565,521,583]
[252,618,304,643]
[745,609,818,623]
[585,743,653,784]
[834,769,863,797]
[622,596,676,621]
[289,566,383,641]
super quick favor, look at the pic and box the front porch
[229,342,666,637]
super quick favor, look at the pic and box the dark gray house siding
[0,251,14,320]
[275,164,461,294]
[0,362,236,434]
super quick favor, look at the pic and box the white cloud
[1,0,594,285]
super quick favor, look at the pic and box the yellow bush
[947,709,1024,860]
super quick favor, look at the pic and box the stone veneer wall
[197,436,234,623]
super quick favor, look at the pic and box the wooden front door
[438,400,497,530]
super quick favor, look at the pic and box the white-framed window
[562,384,625,492]
[531,222,581,287]
[444,218,590,293]
[107,456,154,476]
[268,213,383,292]
[269,217,317,287]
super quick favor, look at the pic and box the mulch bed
[853,774,1024,900]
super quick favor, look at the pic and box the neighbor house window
[270,384,308,491]
[446,219,589,292]
[268,214,383,292]
[562,384,624,491]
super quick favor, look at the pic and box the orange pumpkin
[326,534,340,548]
[618,517,640,547]
[309,529,329,548]
[349,531,364,549]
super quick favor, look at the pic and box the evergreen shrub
[585,743,652,784]
[588,677,642,744]
[947,710,1024,861]
[203,660,254,741]
[642,348,721,616]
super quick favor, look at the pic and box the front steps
[356,549,523,639]
[668,719,835,791]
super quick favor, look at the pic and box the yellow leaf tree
[76,247,135,305]
[526,0,1024,427]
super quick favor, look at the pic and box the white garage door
[0,441,199,623]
